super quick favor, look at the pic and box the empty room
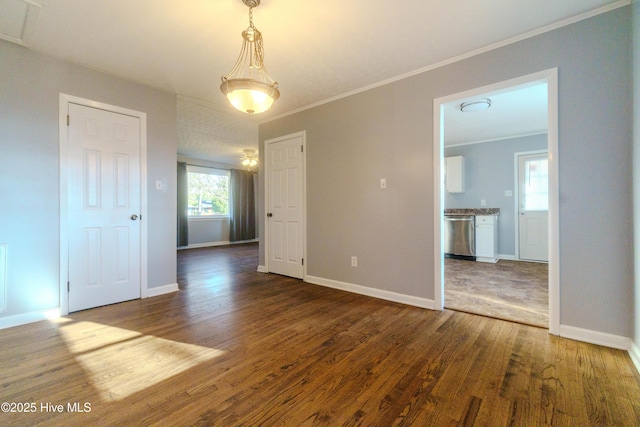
[1,0,640,425]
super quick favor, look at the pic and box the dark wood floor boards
[0,243,639,426]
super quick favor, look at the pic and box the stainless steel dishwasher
[444,215,476,260]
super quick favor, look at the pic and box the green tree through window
[187,171,229,216]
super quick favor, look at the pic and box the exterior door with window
[68,103,142,312]
[518,152,549,262]
[266,133,304,279]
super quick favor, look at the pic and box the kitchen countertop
[445,208,500,216]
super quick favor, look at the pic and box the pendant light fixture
[241,149,258,170]
[220,0,279,115]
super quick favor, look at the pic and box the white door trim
[433,68,560,335]
[514,149,549,261]
[59,94,148,315]
[264,131,307,279]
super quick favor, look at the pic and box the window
[187,166,229,217]
[524,158,548,211]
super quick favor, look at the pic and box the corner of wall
[630,341,640,374]
[632,0,640,365]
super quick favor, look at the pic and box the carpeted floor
[444,258,548,328]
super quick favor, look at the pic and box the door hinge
[302,258,304,266]
[67,115,70,126]
[67,281,70,292]
[301,145,303,153]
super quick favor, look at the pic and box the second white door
[266,133,305,279]
[518,152,549,262]
[67,103,142,312]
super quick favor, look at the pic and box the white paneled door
[266,133,304,279]
[518,152,549,262]
[67,103,141,312]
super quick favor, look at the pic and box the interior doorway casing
[59,93,148,316]
[433,69,559,335]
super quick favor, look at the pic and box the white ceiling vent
[0,0,41,47]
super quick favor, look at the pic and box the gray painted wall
[0,41,178,319]
[632,0,639,350]
[444,134,548,257]
[259,7,633,337]
[187,219,230,246]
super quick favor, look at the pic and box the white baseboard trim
[559,324,631,351]
[257,265,268,273]
[0,308,62,330]
[497,254,517,261]
[305,275,436,310]
[629,341,640,374]
[146,283,179,298]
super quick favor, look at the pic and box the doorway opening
[433,69,559,334]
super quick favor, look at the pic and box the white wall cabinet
[475,215,498,263]
[445,156,465,193]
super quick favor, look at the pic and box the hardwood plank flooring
[445,258,549,328]
[0,243,638,426]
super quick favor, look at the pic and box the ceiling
[443,82,548,147]
[0,0,626,164]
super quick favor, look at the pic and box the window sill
[188,216,230,221]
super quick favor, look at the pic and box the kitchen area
[443,143,548,327]
[443,154,500,263]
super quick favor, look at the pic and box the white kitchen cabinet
[475,215,498,263]
[445,156,465,193]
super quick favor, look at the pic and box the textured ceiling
[177,96,258,166]
[0,0,627,164]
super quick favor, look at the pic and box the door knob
[267,212,273,217]
[130,214,139,220]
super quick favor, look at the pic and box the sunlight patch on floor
[56,320,225,401]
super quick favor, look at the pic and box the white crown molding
[262,0,631,123]
[445,131,548,148]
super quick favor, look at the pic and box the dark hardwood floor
[0,243,639,426]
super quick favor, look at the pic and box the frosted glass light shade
[220,78,279,115]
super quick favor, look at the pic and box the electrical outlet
[351,256,358,267]
[504,190,513,197]
[380,178,387,189]
[480,199,486,206]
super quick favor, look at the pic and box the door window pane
[524,158,548,211]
